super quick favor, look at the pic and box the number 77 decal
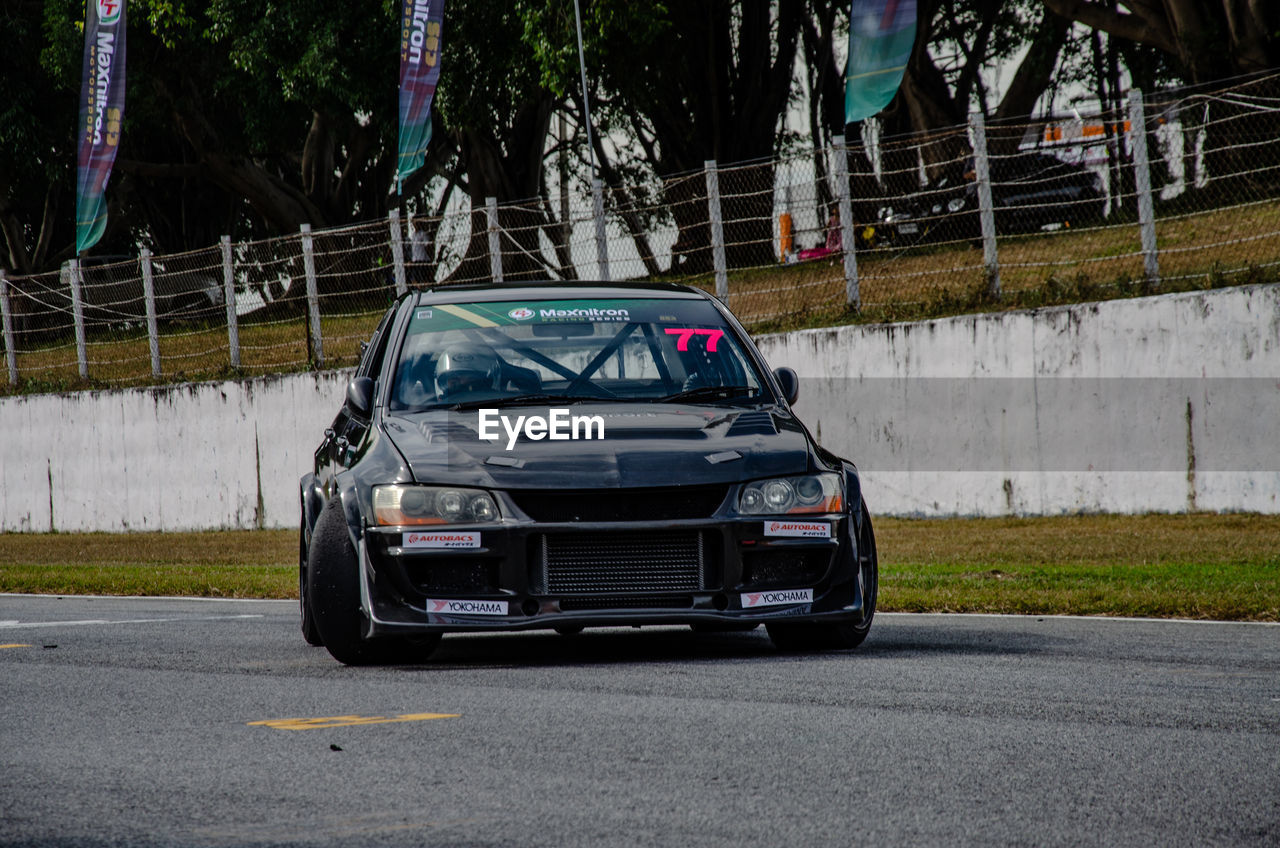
[665,328,724,351]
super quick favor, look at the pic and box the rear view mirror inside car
[532,322,595,337]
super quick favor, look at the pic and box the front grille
[740,549,829,589]
[560,595,694,611]
[407,559,499,595]
[534,530,711,595]
[510,485,728,522]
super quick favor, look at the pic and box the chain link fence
[5,73,1280,394]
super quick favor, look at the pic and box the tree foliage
[1043,0,1280,84]
[3,0,1279,278]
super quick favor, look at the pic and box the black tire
[307,498,441,665]
[299,515,323,646]
[767,498,877,652]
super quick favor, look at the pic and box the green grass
[0,530,296,598]
[689,199,1280,334]
[5,200,1280,396]
[2,514,1277,620]
[876,513,1280,621]
[4,310,384,395]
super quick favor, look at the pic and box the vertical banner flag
[845,0,916,124]
[398,0,445,191]
[76,0,127,254]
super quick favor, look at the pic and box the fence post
[832,135,861,311]
[969,111,1001,298]
[486,197,503,283]
[140,248,161,378]
[1128,89,1159,288]
[301,224,323,368]
[221,235,240,369]
[593,179,610,282]
[705,160,728,301]
[388,208,408,296]
[69,259,88,379]
[0,271,17,385]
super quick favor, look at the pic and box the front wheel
[299,515,323,646]
[308,498,441,665]
[767,499,878,652]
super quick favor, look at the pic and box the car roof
[412,281,712,305]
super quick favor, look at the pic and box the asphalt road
[1,594,1277,847]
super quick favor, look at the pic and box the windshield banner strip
[436,303,500,328]
[408,299,725,335]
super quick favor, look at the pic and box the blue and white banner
[76,0,127,254]
[398,0,445,191]
[845,0,915,124]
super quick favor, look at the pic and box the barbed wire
[4,76,1280,391]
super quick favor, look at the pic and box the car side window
[342,305,401,436]
[357,305,398,380]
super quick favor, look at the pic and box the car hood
[381,404,813,489]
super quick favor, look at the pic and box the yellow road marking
[0,644,33,649]
[248,712,459,730]
[437,303,499,327]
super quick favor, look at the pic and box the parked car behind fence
[875,152,1106,247]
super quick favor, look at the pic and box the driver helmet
[434,343,500,398]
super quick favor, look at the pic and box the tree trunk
[989,9,1072,157]
[442,93,557,285]
[663,173,714,277]
[1042,0,1280,82]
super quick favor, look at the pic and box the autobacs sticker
[741,588,814,608]
[763,520,832,538]
[427,598,508,616]
[403,531,480,549]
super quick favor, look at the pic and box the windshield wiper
[657,385,758,404]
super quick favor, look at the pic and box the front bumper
[356,515,869,638]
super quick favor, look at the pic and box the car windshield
[388,296,768,410]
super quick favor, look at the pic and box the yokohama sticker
[427,598,508,616]
[741,588,814,608]
[763,520,831,538]
[403,531,480,549]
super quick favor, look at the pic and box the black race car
[299,283,877,664]
[877,152,1105,246]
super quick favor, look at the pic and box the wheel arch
[840,461,866,535]
[333,470,368,550]
[300,473,325,539]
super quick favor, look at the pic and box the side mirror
[772,367,799,406]
[346,376,375,419]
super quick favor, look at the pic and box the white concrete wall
[0,372,348,532]
[2,284,1277,531]
[755,283,1280,516]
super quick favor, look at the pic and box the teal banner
[76,0,127,254]
[845,0,915,124]
[398,0,445,190]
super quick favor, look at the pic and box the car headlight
[737,473,844,515]
[372,484,500,526]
